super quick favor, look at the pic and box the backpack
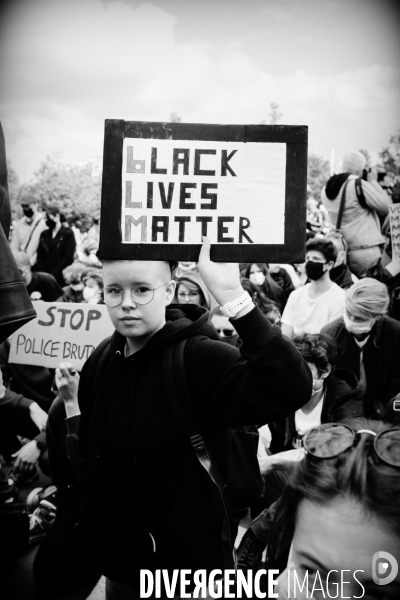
[87,335,264,569]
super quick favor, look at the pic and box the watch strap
[220,292,252,318]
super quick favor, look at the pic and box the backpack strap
[87,336,111,398]
[355,178,368,209]
[162,339,236,570]
[23,217,44,252]
[336,179,350,230]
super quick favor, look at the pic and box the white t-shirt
[293,397,324,448]
[282,282,345,334]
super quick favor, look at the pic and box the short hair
[45,204,60,217]
[101,259,177,276]
[83,270,104,291]
[305,237,337,263]
[346,278,389,319]
[292,333,336,374]
[341,151,366,175]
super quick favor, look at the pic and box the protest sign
[9,302,114,371]
[390,204,400,261]
[98,120,308,262]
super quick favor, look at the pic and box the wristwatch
[220,292,253,318]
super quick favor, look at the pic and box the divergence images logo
[372,552,398,586]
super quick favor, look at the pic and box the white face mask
[83,286,97,301]
[343,312,376,336]
[249,272,265,286]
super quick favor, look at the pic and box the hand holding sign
[198,237,248,312]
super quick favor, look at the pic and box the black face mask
[46,218,57,229]
[23,207,34,218]
[305,260,326,281]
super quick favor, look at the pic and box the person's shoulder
[329,282,346,298]
[321,316,344,336]
[381,315,400,334]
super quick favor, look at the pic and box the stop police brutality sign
[98,120,308,262]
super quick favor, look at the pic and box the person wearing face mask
[256,333,361,509]
[243,263,287,312]
[321,278,400,419]
[281,238,346,338]
[82,271,104,305]
[59,264,90,303]
[10,194,47,266]
[35,204,76,286]
[326,231,358,290]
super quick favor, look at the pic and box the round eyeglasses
[303,423,400,468]
[103,282,170,307]
[177,291,200,301]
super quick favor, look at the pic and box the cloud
[1,0,399,180]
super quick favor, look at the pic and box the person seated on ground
[306,198,324,233]
[209,306,239,347]
[325,230,358,290]
[60,263,91,303]
[281,238,346,338]
[321,278,400,420]
[258,333,362,509]
[267,263,295,299]
[243,263,287,313]
[0,337,54,486]
[82,270,104,304]
[240,278,281,326]
[266,419,400,598]
[321,150,391,278]
[175,269,216,310]
[173,260,198,280]
[12,250,63,302]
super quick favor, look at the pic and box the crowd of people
[1,148,400,599]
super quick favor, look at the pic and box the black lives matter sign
[98,120,308,262]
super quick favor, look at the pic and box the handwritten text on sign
[390,204,400,261]
[9,303,114,371]
[121,139,286,245]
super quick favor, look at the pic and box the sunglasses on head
[303,423,400,468]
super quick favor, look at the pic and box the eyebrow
[105,281,152,287]
[297,551,330,573]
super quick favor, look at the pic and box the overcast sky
[1,0,399,182]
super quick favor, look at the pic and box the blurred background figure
[326,231,358,290]
[321,150,391,278]
[82,271,104,304]
[60,263,91,303]
[10,193,47,267]
[12,250,63,302]
[209,306,239,347]
[173,261,198,279]
[240,278,281,326]
[175,270,215,310]
[35,205,76,286]
[243,263,287,313]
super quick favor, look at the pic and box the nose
[121,290,137,310]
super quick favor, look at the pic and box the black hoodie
[76,303,312,583]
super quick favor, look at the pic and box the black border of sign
[98,120,308,263]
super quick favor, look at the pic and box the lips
[120,317,139,321]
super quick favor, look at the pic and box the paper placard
[9,302,114,371]
[390,204,400,261]
[98,121,308,263]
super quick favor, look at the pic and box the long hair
[267,418,400,567]
[243,263,284,309]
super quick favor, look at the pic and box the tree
[7,165,21,220]
[359,148,372,168]
[169,112,182,123]
[19,156,101,221]
[378,130,400,176]
[307,154,331,201]
[269,103,282,125]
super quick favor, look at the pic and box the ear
[321,365,332,379]
[325,260,335,271]
[165,279,176,306]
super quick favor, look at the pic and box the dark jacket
[329,263,354,290]
[76,304,312,583]
[321,316,400,419]
[35,225,76,286]
[27,271,63,302]
[269,370,363,454]
[270,268,295,300]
